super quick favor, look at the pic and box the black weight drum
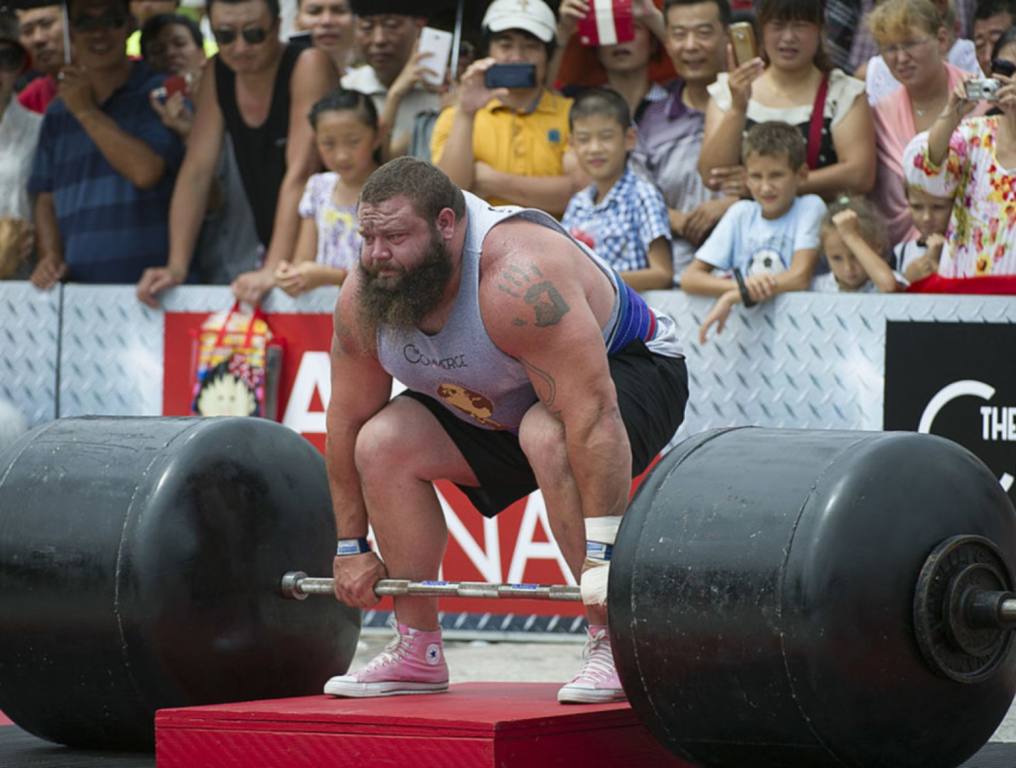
[0,417,359,749]
[610,427,1016,768]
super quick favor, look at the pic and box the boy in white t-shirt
[683,121,826,343]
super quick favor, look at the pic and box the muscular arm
[482,225,631,521]
[326,283,393,538]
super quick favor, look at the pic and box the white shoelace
[575,629,616,683]
[360,632,412,673]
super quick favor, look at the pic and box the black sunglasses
[991,58,1016,77]
[70,12,128,32]
[212,26,269,45]
[0,45,25,72]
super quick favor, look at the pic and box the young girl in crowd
[274,89,381,297]
[812,196,904,293]
[893,183,951,283]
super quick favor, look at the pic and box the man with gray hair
[321,157,688,704]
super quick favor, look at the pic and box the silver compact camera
[964,78,1001,102]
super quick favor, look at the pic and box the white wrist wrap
[580,563,610,606]
[585,516,622,546]
[580,516,623,606]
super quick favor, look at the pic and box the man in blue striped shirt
[28,0,182,287]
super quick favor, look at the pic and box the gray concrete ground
[353,635,1016,742]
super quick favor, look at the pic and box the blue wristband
[586,541,613,562]
[336,537,371,556]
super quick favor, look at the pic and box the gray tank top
[377,192,681,432]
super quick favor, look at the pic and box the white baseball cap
[482,0,557,44]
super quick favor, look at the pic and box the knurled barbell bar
[281,572,584,601]
[0,418,1014,768]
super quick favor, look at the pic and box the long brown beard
[355,230,454,341]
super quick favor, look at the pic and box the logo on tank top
[404,344,468,370]
[436,383,504,429]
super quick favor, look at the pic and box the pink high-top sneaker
[557,625,627,704]
[324,623,449,698]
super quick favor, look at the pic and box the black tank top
[214,43,300,248]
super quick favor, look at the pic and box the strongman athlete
[323,157,687,703]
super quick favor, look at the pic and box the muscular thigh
[361,396,480,486]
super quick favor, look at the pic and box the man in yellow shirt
[430,0,586,218]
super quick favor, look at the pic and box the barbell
[281,572,584,601]
[0,417,1014,768]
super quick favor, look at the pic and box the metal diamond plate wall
[646,291,1016,438]
[0,282,59,426]
[1,281,1013,432]
[58,285,340,418]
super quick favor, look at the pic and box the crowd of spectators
[3,0,1016,337]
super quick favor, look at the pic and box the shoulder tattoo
[495,262,570,327]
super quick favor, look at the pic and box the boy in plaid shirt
[561,87,673,291]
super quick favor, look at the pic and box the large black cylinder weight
[610,427,1016,768]
[0,417,359,749]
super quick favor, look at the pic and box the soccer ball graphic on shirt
[747,248,786,276]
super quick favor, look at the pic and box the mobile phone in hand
[730,21,758,66]
[418,26,452,87]
[153,74,188,104]
[484,63,537,89]
[164,74,189,98]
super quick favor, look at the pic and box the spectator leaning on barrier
[28,0,185,288]
[972,0,1015,75]
[699,0,876,200]
[273,88,380,295]
[894,183,952,283]
[562,87,673,291]
[0,11,41,280]
[812,195,905,293]
[340,1,438,159]
[431,0,587,219]
[634,0,738,283]
[690,121,826,341]
[16,4,64,114]
[141,12,262,286]
[135,0,337,307]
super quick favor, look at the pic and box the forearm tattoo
[521,357,558,411]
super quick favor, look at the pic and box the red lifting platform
[155,682,691,768]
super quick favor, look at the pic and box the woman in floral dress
[903,69,1016,279]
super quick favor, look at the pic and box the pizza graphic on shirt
[436,383,505,429]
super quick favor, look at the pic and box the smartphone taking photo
[729,21,758,66]
[417,26,452,88]
[484,63,537,90]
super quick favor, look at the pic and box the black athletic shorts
[399,339,689,518]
